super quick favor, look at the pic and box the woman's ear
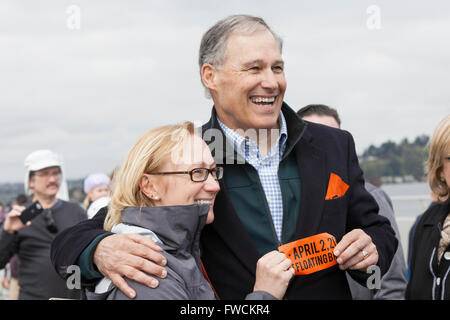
[201,63,218,92]
[139,175,160,201]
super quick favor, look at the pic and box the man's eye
[248,66,260,71]
[273,66,284,72]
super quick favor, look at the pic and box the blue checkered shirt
[217,112,288,242]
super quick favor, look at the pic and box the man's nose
[260,69,279,90]
[48,174,59,182]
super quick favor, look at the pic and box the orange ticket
[278,233,338,275]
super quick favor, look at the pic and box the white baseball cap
[24,149,69,200]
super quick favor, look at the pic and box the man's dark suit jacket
[50,103,397,300]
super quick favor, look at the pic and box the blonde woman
[83,173,111,219]
[86,122,294,300]
[406,114,450,300]
[83,174,110,207]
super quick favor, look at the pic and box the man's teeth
[196,200,212,205]
[251,97,275,104]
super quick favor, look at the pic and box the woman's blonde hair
[104,121,195,231]
[426,114,450,202]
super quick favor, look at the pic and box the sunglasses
[42,209,58,233]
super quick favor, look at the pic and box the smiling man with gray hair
[51,15,398,300]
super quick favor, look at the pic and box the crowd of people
[0,14,449,301]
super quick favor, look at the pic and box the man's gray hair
[198,15,283,98]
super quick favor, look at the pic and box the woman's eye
[191,169,205,178]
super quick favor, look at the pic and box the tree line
[359,135,429,183]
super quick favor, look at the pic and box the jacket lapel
[294,129,328,238]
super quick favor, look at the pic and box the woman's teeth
[195,200,212,205]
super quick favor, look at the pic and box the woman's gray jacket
[85,204,275,300]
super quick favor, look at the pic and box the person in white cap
[0,149,87,299]
[23,149,69,203]
[83,173,111,219]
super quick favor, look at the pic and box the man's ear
[201,63,218,92]
[139,175,160,201]
[28,175,35,190]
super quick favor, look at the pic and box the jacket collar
[422,201,450,226]
[422,201,450,244]
[201,102,308,164]
[121,204,210,251]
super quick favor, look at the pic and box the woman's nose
[204,173,220,192]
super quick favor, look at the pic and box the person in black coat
[50,14,398,300]
[406,115,450,300]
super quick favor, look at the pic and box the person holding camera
[0,149,87,299]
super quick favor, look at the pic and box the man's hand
[93,233,168,299]
[333,229,378,272]
[2,205,31,234]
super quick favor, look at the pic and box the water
[381,181,430,197]
[379,182,432,261]
[381,182,432,218]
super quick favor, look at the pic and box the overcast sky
[1,1,449,183]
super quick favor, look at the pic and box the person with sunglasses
[85,122,294,300]
[0,150,87,299]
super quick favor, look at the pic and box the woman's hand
[333,229,379,271]
[253,250,294,300]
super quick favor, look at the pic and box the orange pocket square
[325,173,349,200]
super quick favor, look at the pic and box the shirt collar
[217,111,289,160]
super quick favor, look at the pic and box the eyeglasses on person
[145,167,223,182]
[33,170,61,179]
